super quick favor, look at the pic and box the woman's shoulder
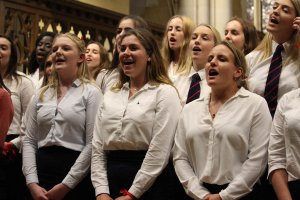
[280,88,300,102]
[0,88,10,99]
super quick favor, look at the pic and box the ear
[233,66,243,78]
[77,53,85,64]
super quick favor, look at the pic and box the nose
[38,44,45,51]
[209,57,217,67]
[225,32,231,41]
[120,47,131,57]
[194,38,200,45]
[169,28,175,35]
[272,6,280,16]
[86,51,92,56]
[55,47,62,56]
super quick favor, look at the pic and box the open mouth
[55,58,65,64]
[86,58,92,62]
[122,59,135,65]
[270,17,279,24]
[192,46,201,52]
[208,69,219,76]
[169,37,176,42]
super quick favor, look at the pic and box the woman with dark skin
[28,32,55,87]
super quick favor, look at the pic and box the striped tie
[264,44,284,117]
[186,73,201,104]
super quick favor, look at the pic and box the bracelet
[120,189,137,200]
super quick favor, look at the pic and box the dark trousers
[203,182,262,200]
[0,135,28,200]
[26,146,95,200]
[106,150,192,200]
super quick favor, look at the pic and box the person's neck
[89,67,98,80]
[58,73,77,88]
[272,33,291,45]
[210,85,239,104]
[193,60,205,72]
[130,76,147,91]
[172,50,180,65]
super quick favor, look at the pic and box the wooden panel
[0,0,163,72]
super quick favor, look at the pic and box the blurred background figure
[225,16,259,55]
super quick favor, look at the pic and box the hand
[293,17,300,32]
[96,193,113,200]
[45,183,71,200]
[28,183,48,200]
[2,142,18,158]
[203,194,222,200]
[115,195,133,200]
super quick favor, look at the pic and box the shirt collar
[123,82,157,91]
[271,40,290,53]
[73,79,82,87]
[200,86,249,102]
[189,67,206,80]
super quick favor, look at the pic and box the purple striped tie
[264,44,284,117]
[186,73,201,104]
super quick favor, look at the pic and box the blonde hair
[161,15,195,75]
[113,28,172,91]
[199,24,222,45]
[185,24,222,69]
[254,0,300,65]
[39,33,91,101]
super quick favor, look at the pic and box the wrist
[120,189,137,200]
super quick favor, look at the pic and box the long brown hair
[0,35,19,81]
[113,28,172,91]
[86,41,111,80]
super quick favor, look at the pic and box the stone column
[210,0,232,35]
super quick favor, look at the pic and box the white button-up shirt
[91,82,182,198]
[22,79,102,189]
[95,68,118,94]
[4,72,35,148]
[173,87,272,200]
[268,88,300,181]
[246,41,300,102]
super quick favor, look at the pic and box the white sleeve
[173,108,210,199]
[22,93,39,185]
[268,95,287,176]
[91,102,109,195]
[62,87,102,189]
[219,98,272,200]
[128,86,182,198]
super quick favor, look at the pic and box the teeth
[270,17,279,24]
[123,60,134,65]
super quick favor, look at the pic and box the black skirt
[32,146,94,200]
[106,150,192,200]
